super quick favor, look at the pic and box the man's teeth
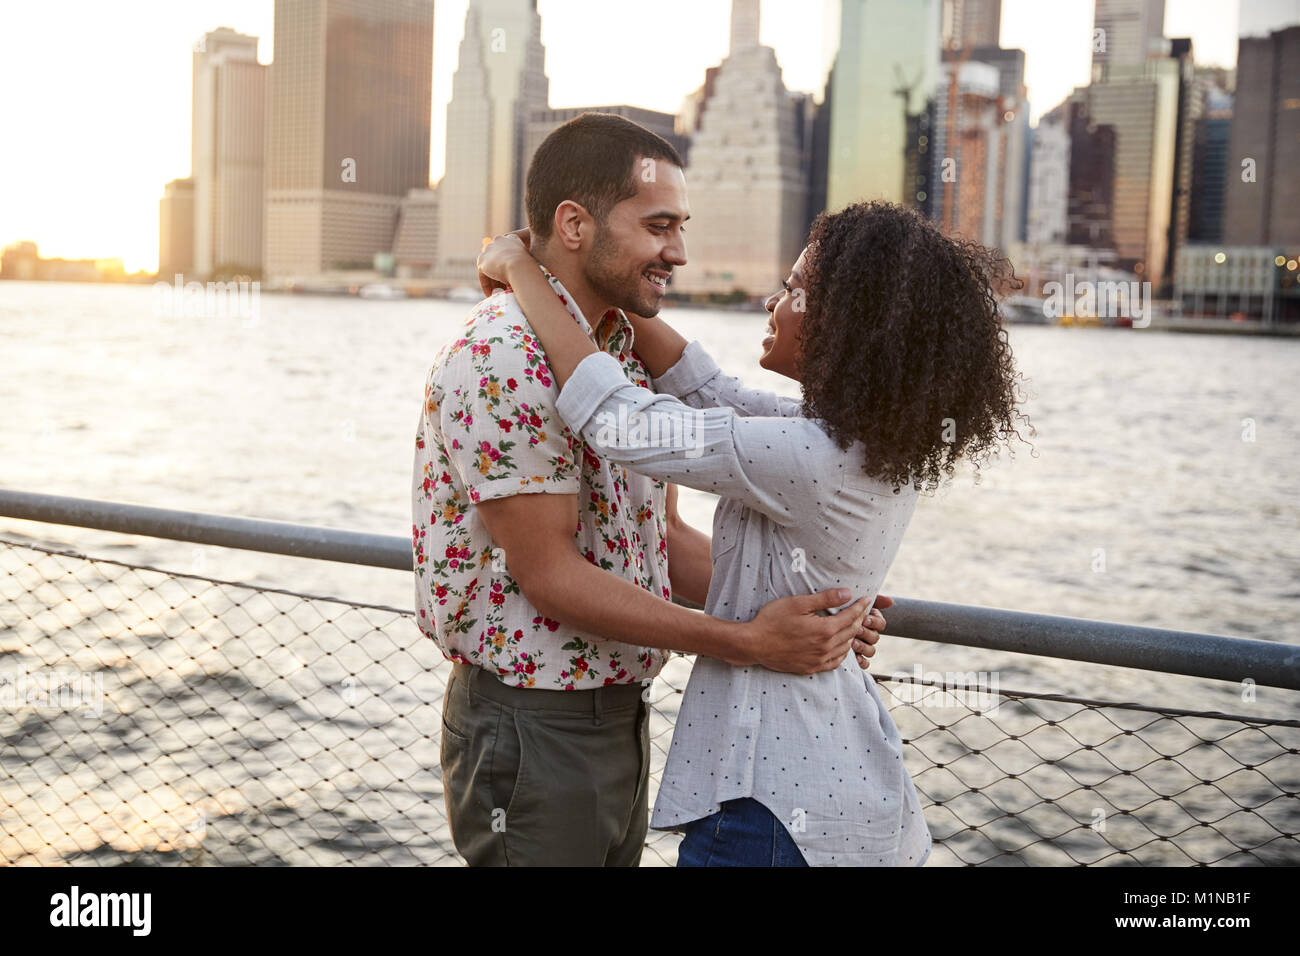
[644,272,667,288]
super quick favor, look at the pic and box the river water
[1,280,1297,865]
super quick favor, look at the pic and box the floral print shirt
[411,264,671,690]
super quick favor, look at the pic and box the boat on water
[358,283,407,300]
[999,295,1053,325]
[446,285,484,303]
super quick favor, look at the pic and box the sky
[0,0,1268,273]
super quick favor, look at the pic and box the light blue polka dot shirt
[556,339,933,867]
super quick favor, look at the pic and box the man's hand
[739,590,874,674]
[852,594,893,671]
[469,483,888,679]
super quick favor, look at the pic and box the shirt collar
[534,264,635,360]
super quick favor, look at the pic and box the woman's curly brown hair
[797,200,1034,493]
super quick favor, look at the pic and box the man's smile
[642,267,670,290]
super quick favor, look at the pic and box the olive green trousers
[439,662,651,866]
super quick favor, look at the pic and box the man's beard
[584,225,661,320]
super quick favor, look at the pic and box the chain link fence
[2,535,1297,866]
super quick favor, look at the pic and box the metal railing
[1,489,1297,866]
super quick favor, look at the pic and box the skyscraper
[436,0,547,282]
[806,66,834,229]
[942,0,1001,49]
[670,0,810,296]
[192,28,266,278]
[931,59,1005,247]
[1048,0,1181,286]
[1091,0,1166,81]
[1222,25,1300,247]
[976,46,1030,247]
[677,66,722,139]
[791,89,827,242]
[1187,82,1231,243]
[932,45,1027,251]
[393,186,440,276]
[159,177,196,278]
[264,0,434,278]
[1064,94,1116,251]
[938,0,1026,250]
[1063,53,1181,285]
[826,0,942,210]
[1163,37,1201,289]
[1026,105,1069,247]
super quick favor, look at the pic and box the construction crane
[892,62,925,209]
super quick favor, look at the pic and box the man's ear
[552,200,591,252]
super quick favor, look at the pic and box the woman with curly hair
[475,199,1031,867]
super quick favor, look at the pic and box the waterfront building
[392,187,440,277]
[159,177,196,278]
[1027,105,1070,247]
[192,28,266,277]
[264,0,434,278]
[1188,84,1231,243]
[435,0,547,282]
[825,0,942,210]
[669,0,811,296]
[1091,0,1166,82]
[1222,25,1300,248]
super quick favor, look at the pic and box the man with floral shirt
[412,113,878,866]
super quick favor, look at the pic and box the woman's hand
[853,594,893,671]
[475,227,598,388]
[476,227,532,298]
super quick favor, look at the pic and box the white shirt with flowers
[411,265,672,690]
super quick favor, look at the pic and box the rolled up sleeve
[650,340,804,418]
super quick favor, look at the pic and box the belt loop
[593,687,603,726]
[465,664,478,707]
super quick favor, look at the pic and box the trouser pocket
[502,706,642,866]
[675,806,725,867]
[439,670,512,865]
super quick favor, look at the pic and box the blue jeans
[675,798,809,867]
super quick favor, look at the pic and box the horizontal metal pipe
[2,487,1297,690]
[0,488,410,571]
[881,598,1300,692]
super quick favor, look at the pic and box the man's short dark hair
[525,112,684,241]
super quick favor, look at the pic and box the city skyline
[0,0,1255,272]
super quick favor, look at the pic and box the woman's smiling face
[759,246,810,381]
